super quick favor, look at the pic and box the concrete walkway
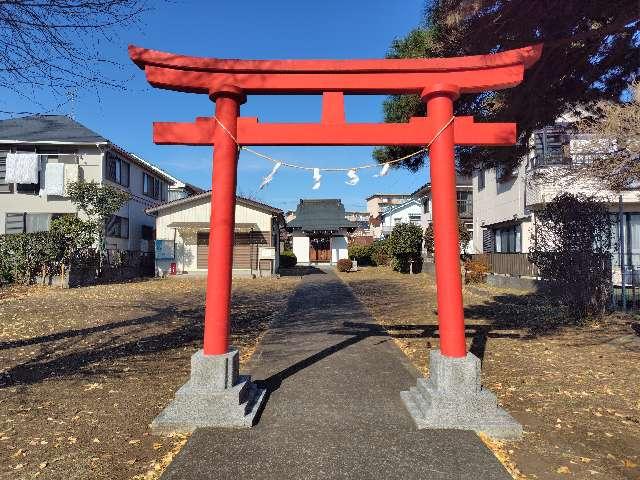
[161,269,512,480]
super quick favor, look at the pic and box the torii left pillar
[150,86,267,434]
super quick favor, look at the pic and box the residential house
[146,192,284,276]
[366,193,412,239]
[472,121,640,276]
[287,199,357,264]
[345,210,371,237]
[0,115,176,251]
[378,199,423,237]
[412,175,474,252]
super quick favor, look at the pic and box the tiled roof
[287,199,357,231]
[0,115,107,143]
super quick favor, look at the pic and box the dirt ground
[339,267,640,480]
[0,275,298,480]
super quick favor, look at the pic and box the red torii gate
[130,44,542,435]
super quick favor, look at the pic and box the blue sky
[11,0,429,212]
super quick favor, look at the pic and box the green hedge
[279,250,297,268]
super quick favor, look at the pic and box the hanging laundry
[312,167,322,190]
[345,168,359,186]
[259,161,281,190]
[64,163,79,194]
[44,162,65,196]
[5,152,39,184]
[374,163,390,177]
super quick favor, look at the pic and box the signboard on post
[155,239,175,260]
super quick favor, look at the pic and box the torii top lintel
[129,44,541,95]
[128,44,542,147]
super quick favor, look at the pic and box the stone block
[151,348,266,435]
[401,350,522,440]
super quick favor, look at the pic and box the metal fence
[611,265,640,311]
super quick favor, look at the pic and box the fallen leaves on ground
[0,275,298,480]
[339,267,640,480]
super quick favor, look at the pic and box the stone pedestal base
[401,350,522,439]
[151,348,266,434]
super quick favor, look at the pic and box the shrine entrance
[129,43,542,437]
[309,235,331,264]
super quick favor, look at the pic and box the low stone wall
[485,273,540,292]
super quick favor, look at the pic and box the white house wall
[0,146,102,234]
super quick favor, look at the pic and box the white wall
[330,235,348,263]
[155,195,275,272]
[292,233,310,264]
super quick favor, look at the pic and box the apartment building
[0,115,177,251]
[472,122,640,263]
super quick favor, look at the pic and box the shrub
[336,258,353,272]
[279,250,297,268]
[348,244,373,265]
[388,223,423,273]
[370,239,390,266]
[464,259,489,283]
[423,219,472,258]
[529,193,612,321]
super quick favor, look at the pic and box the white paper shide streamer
[312,167,322,190]
[345,168,359,186]
[374,163,390,177]
[259,161,281,190]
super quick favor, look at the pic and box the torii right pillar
[399,84,522,439]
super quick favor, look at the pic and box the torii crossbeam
[130,44,542,437]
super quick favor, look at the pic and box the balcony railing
[532,151,610,168]
[457,200,473,218]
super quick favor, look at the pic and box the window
[394,217,402,225]
[0,152,11,193]
[478,169,485,190]
[409,214,421,225]
[613,213,640,267]
[5,213,24,234]
[105,152,130,187]
[457,190,472,216]
[494,224,521,253]
[423,198,430,213]
[106,215,129,239]
[533,126,570,166]
[143,172,162,199]
[4,213,64,234]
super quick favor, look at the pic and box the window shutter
[5,213,25,234]
[0,152,11,193]
[482,228,494,253]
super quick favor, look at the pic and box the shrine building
[287,199,357,265]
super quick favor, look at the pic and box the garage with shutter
[195,229,270,270]
[147,192,283,276]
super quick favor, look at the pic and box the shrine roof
[287,199,357,232]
